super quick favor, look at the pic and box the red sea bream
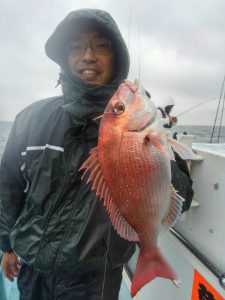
[80,80,191,297]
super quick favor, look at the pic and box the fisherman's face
[67,29,114,85]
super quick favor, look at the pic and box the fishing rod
[210,75,225,143]
[177,98,217,117]
[217,92,225,143]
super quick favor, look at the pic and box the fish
[80,79,195,297]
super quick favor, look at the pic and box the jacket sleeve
[171,152,194,213]
[161,117,171,126]
[0,117,26,252]
[157,109,171,127]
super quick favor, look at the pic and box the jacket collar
[60,72,119,122]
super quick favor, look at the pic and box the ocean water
[171,125,225,144]
[0,122,13,160]
[0,121,225,160]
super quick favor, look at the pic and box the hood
[159,97,175,112]
[45,9,130,121]
[45,9,129,83]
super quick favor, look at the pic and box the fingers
[12,261,21,276]
[1,252,21,281]
[3,263,20,281]
[4,269,15,282]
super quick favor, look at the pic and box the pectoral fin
[167,137,202,160]
[145,130,169,155]
[161,184,184,230]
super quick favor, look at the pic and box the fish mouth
[127,112,156,132]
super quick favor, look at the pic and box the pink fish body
[80,80,183,297]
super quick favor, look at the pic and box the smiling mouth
[79,69,100,80]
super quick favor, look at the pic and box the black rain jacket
[0,9,135,275]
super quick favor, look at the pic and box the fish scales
[99,132,170,234]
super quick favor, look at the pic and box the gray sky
[0,0,225,125]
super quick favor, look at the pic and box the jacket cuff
[0,236,13,253]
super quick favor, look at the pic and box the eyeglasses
[66,38,112,56]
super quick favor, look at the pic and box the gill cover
[117,80,157,132]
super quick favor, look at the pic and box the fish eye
[113,102,125,115]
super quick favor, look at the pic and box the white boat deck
[124,140,225,299]
[193,142,225,156]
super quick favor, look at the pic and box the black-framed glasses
[66,38,112,56]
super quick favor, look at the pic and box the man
[0,9,135,300]
[157,97,178,128]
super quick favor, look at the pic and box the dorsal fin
[79,147,139,242]
[161,184,184,231]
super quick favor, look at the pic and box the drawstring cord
[101,221,112,300]
[55,72,63,88]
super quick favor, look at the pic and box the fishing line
[177,98,217,117]
[127,4,141,81]
[127,5,132,50]
[137,19,141,82]
[101,220,112,300]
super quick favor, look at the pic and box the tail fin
[131,248,177,297]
